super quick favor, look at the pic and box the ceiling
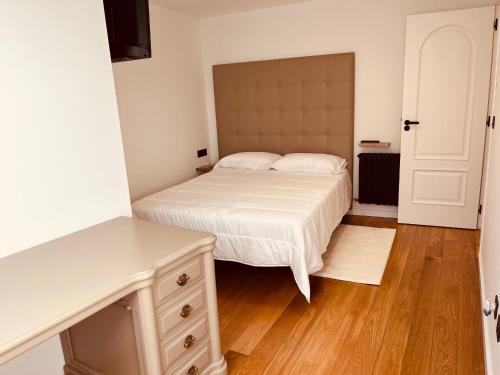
[151,0,317,17]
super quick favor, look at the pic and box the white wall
[113,4,209,201]
[0,0,131,373]
[200,0,496,199]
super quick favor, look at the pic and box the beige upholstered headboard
[213,52,355,180]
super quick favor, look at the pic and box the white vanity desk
[0,217,227,375]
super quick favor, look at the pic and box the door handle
[404,120,420,125]
[403,119,420,131]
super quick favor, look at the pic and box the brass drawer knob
[186,365,198,375]
[184,334,196,349]
[180,304,193,318]
[177,273,190,286]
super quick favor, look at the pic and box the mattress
[132,168,352,301]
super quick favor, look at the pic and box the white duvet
[132,168,352,301]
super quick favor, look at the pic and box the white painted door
[480,79,500,375]
[479,8,500,372]
[398,6,495,229]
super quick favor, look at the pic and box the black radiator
[358,153,400,206]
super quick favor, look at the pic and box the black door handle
[404,120,419,125]
[403,119,419,131]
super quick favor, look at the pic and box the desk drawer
[154,255,203,307]
[156,285,206,340]
[161,315,209,370]
[167,342,211,375]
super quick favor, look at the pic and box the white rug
[314,224,396,285]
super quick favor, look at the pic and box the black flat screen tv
[103,0,152,62]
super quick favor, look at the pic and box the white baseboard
[348,201,398,218]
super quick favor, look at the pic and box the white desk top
[0,217,215,364]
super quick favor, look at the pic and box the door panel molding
[411,169,467,206]
[414,25,475,161]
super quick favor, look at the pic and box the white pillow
[215,152,282,170]
[271,153,347,174]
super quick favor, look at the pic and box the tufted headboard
[212,52,355,180]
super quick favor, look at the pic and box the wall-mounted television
[103,0,152,63]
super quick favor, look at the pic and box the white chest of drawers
[0,217,227,375]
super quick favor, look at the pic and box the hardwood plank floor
[215,216,485,374]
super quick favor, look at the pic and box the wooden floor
[214,216,485,375]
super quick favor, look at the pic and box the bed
[135,52,355,301]
[133,167,351,301]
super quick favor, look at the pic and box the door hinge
[487,115,491,127]
[493,116,496,129]
[495,18,498,30]
[479,204,483,214]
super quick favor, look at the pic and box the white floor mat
[314,224,396,285]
